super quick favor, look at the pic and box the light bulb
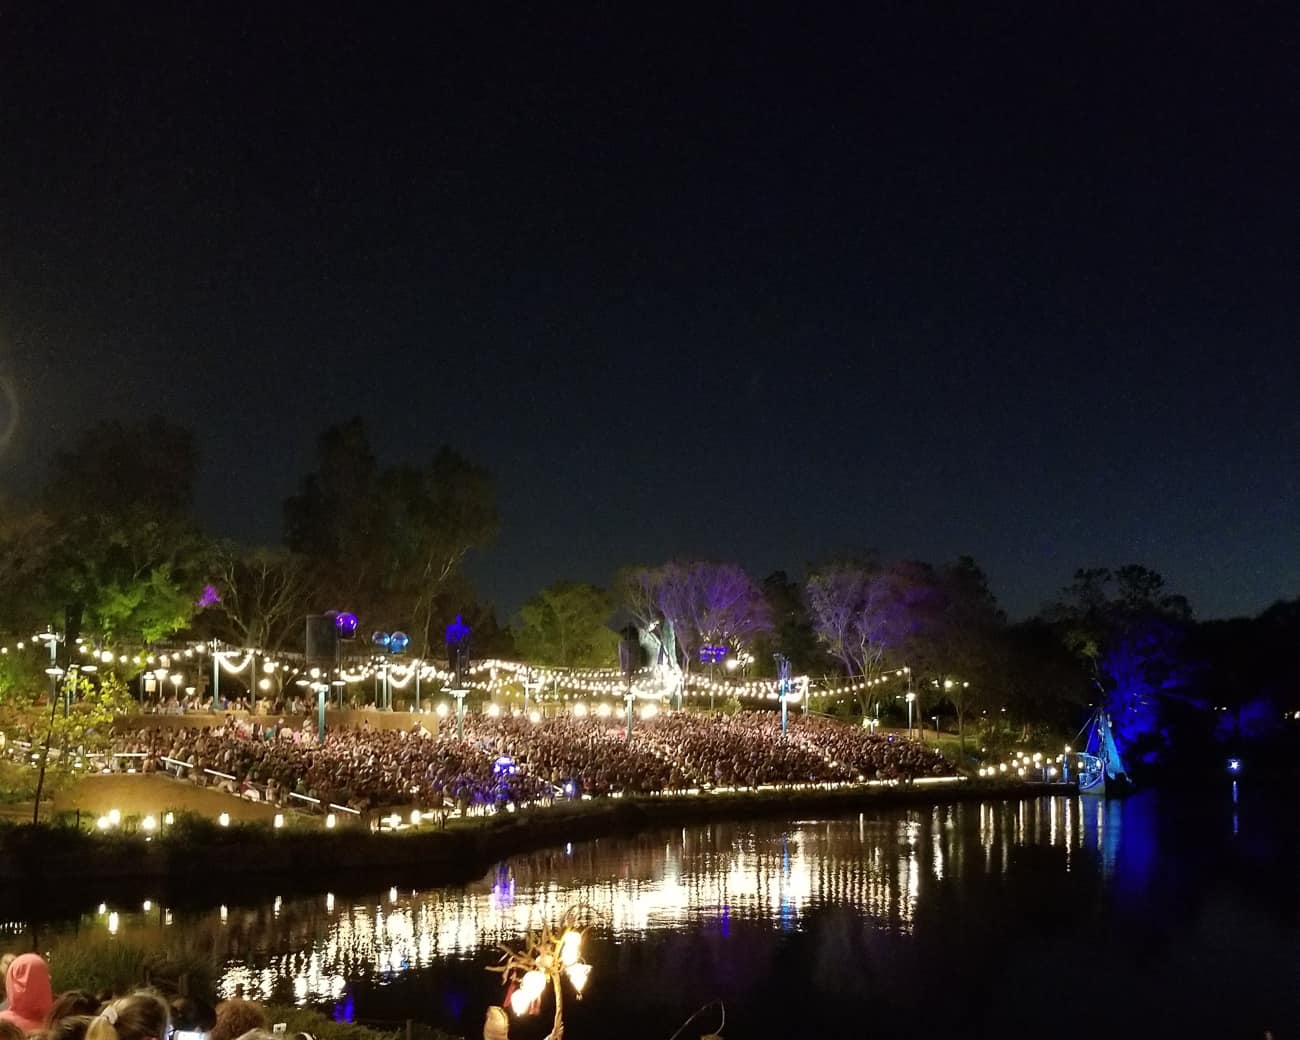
[519,970,546,1002]
[557,930,582,966]
[565,962,591,994]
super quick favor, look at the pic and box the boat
[1074,707,1134,798]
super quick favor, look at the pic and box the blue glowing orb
[334,611,359,638]
[371,631,391,649]
[389,631,410,654]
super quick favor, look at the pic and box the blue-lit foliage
[1055,566,1200,765]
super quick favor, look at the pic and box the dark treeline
[1,416,1296,772]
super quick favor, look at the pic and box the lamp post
[701,645,726,710]
[33,628,65,825]
[449,687,468,740]
[775,653,791,735]
[905,691,916,737]
[210,639,221,711]
[523,677,542,717]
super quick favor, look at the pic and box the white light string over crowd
[0,632,920,707]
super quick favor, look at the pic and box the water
[9,788,1298,1039]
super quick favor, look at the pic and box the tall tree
[805,559,939,714]
[752,571,821,676]
[617,561,773,675]
[905,556,1006,756]
[1048,565,1198,763]
[45,415,198,521]
[16,417,209,644]
[205,544,321,652]
[515,582,618,668]
[284,419,499,655]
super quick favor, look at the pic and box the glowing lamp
[572,701,588,718]
[325,813,337,829]
[435,703,449,718]
[141,816,157,833]
[334,611,360,638]
[218,813,230,827]
[108,808,121,825]
[529,710,541,724]
[163,812,175,826]
[557,929,582,966]
[565,962,591,995]
[518,970,547,1002]
[1227,758,1241,773]
[274,814,285,829]
[389,631,410,654]
[371,631,391,649]
[410,809,422,826]
[486,703,501,718]
[96,816,110,831]
[508,988,532,1016]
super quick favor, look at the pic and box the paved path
[51,773,284,823]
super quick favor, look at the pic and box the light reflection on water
[42,797,1119,1004]
[10,791,1291,1039]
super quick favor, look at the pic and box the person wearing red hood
[0,954,53,1034]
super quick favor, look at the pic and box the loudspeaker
[305,614,337,664]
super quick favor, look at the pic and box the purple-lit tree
[618,561,773,675]
[806,560,939,715]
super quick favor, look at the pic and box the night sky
[2,4,1297,620]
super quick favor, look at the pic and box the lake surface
[9,787,1297,1039]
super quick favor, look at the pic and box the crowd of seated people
[116,717,549,813]
[110,708,951,815]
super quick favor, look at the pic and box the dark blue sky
[2,3,1297,620]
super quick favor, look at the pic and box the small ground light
[409,809,421,826]
[218,812,230,827]
[274,814,285,828]
[325,813,337,828]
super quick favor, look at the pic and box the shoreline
[0,778,1055,914]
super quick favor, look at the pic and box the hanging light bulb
[557,929,582,966]
[518,970,547,1002]
[564,962,591,995]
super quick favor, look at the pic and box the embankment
[0,777,1054,908]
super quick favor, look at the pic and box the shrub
[46,941,216,1000]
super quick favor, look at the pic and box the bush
[46,941,216,1000]
[264,1006,459,1040]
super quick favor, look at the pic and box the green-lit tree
[6,416,212,645]
[515,582,618,668]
